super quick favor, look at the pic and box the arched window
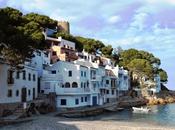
[65,82,70,88]
[72,82,78,88]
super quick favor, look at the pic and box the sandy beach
[1,113,175,130]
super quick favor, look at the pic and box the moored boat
[132,106,151,113]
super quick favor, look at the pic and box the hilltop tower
[57,21,70,34]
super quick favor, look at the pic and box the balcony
[55,87,91,95]
[42,73,63,81]
[91,75,101,81]
[7,78,14,85]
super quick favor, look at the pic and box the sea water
[89,103,175,127]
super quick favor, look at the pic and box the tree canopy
[0,7,168,84]
[0,7,56,67]
[119,48,167,82]
[158,69,168,82]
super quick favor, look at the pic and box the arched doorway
[21,87,27,102]
[72,82,78,88]
[65,82,70,88]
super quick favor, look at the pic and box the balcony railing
[42,73,63,81]
[55,87,90,95]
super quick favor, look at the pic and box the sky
[0,0,174,90]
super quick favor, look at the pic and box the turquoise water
[90,103,175,127]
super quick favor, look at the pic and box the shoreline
[1,114,175,130]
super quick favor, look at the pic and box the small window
[16,71,20,79]
[81,97,84,102]
[81,71,83,77]
[23,71,26,80]
[61,99,67,105]
[75,99,79,105]
[44,52,48,57]
[51,70,56,74]
[81,82,83,88]
[52,51,56,56]
[106,80,109,85]
[107,90,109,94]
[7,90,12,97]
[84,72,86,77]
[112,90,114,95]
[33,74,36,81]
[28,90,31,96]
[28,73,31,81]
[65,82,70,88]
[68,71,72,77]
[16,90,19,97]
[85,97,87,102]
[84,83,86,88]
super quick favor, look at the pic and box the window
[84,72,86,77]
[72,82,78,88]
[106,80,109,85]
[33,74,36,81]
[85,97,87,102]
[81,82,83,88]
[7,90,12,97]
[75,99,79,105]
[16,71,20,79]
[7,70,14,84]
[81,71,83,77]
[106,90,109,94]
[28,90,31,96]
[52,51,56,56]
[84,83,86,88]
[23,71,26,80]
[81,97,84,102]
[16,90,19,97]
[68,71,72,77]
[61,99,67,105]
[44,52,48,57]
[28,73,31,81]
[112,90,114,95]
[65,82,70,88]
[51,70,56,74]
[53,42,59,46]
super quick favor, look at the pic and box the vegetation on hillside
[0,7,56,67]
[118,49,168,83]
[0,7,168,84]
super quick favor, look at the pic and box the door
[92,96,97,106]
[21,88,27,102]
[33,88,35,100]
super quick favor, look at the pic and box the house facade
[41,61,93,108]
[45,36,78,63]
[0,63,38,104]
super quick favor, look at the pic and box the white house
[0,63,38,104]
[29,50,51,77]
[41,61,94,108]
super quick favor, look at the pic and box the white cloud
[108,15,121,24]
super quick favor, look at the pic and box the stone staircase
[3,103,27,120]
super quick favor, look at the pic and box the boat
[132,106,151,113]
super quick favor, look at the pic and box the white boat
[132,106,151,113]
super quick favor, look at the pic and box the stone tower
[57,21,70,34]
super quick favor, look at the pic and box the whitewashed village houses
[0,62,38,104]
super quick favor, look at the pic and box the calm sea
[89,103,175,127]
